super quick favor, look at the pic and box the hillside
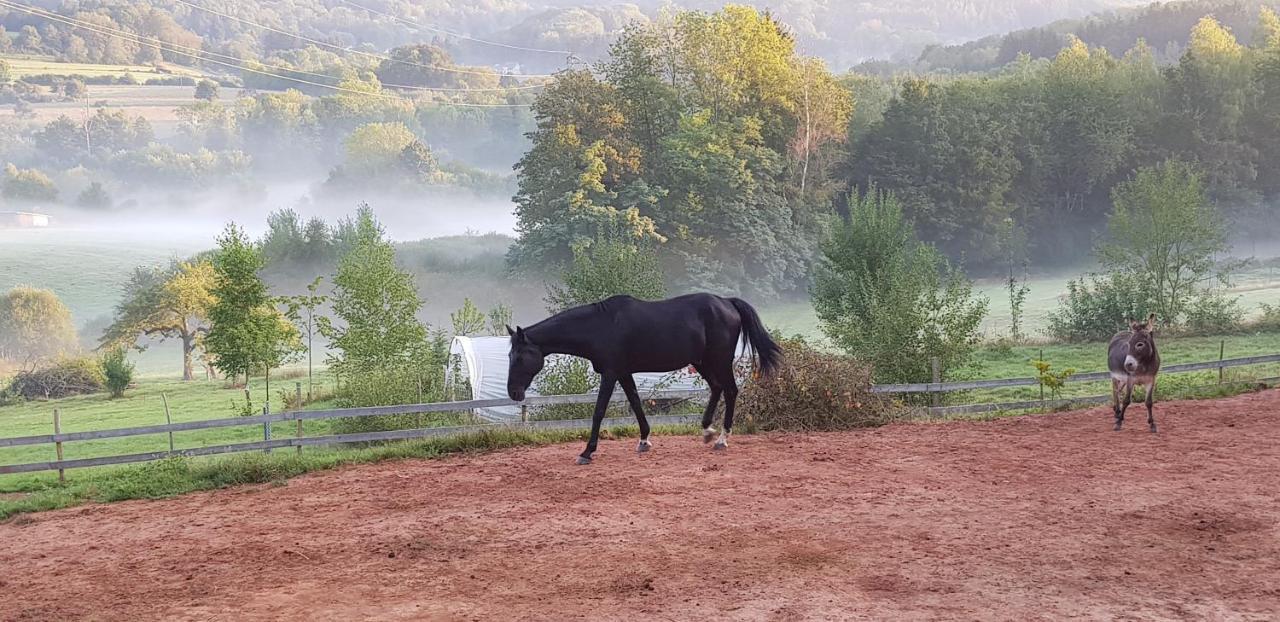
[909,0,1280,72]
[0,0,1152,73]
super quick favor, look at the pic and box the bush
[736,338,888,432]
[1046,271,1160,342]
[1183,292,1245,335]
[7,357,105,400]
[101,347,134,398]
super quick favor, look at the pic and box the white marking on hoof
[713,430,730,450]
[702,427,717,443]
[575,456,592,465]
[637,439,652,453]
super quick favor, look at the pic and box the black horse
[507,293,782,464]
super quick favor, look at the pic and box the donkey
[1107,313,1162,432]
[506,293,782,464]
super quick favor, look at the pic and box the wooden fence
[2,353,1278,477]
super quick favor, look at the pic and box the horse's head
[1125,313,1159,373]
[506,325,544,402]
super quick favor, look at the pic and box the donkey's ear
[1147,313,1158,331]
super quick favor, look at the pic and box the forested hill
[2,0,1152,73]
[906,0,1280,73]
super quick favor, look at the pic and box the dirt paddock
[5,391,1280,621]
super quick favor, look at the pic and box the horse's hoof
[576,456,592,465]
[637,440,651,453]
[702,428,716,444]
[1113,423,1123,431]
[1149,425,1158,434]
[713,441,727,451]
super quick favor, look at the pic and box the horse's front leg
[618,375,652,453]
[578,374,617,465]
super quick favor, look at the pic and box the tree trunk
[181,333,195,381]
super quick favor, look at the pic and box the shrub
[1183,292,1245,335]
[101,347,134,398]
[736,338,888,432]
[1046,271,1160,342]
[7,357,105,400]
[812,190,987,383]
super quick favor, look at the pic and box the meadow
[1,55,204,79]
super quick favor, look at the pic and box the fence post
[161,392,174,453]
[263,403,272,454]
[930,357,941,408]
[53,408,64,484]
[1219,340,1226,385]
[521,404,528,423]
[295,382,304,455]
[1038,348,1045,402]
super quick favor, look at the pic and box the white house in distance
[0,211,51,228]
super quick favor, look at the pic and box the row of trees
[850,12,1280,265]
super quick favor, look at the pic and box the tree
[1096,160,1233,323]
[449,298,486,336]
[2,164,58,203]
[0,287,79,365]
[812,191,988,384]
[63,78,87,100]
[76,181,112,209]
[545,233,666,312]
[194,79,219,101]
[326,207,440,411]
[327,207,428,374]
[205,224,299,387]
[101,260,216,381]
[343,122,419,174]
[280,276,328,396]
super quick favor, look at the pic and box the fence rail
[2,354,1278,476]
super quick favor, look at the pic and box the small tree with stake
[280,276,328,398]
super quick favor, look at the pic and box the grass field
[1,55,206,80]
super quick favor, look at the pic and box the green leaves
[812,191,988,384]
[205,224,300,382]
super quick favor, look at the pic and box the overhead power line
[2,0,544,93]
[168,0,556,78]
[0,0,534,108]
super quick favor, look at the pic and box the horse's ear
[506,325,516,337]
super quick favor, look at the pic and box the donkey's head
[1124,313,1159,373]
[506,325,545,402]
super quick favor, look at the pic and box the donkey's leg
[618,375,652,453]
[1111,379,1123,430]
[1116,380,1134,431]
[1146,378,1158,433]
[578,374,617,465]
[715,379,739,451]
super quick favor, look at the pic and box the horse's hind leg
[715,381,738,451]
[1146,378,1157,433]
[700,388,722,443]
[618,375,652,453]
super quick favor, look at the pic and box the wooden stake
[930,357,941,408]
[296,382,304,455]
[161,392,174,453]
[1219,340,1226,385]
[53,408,64,484]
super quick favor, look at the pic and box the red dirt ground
[4,391,1280,621]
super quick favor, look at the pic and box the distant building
[0,211,50,228]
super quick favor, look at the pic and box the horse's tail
[729,297,782,378]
